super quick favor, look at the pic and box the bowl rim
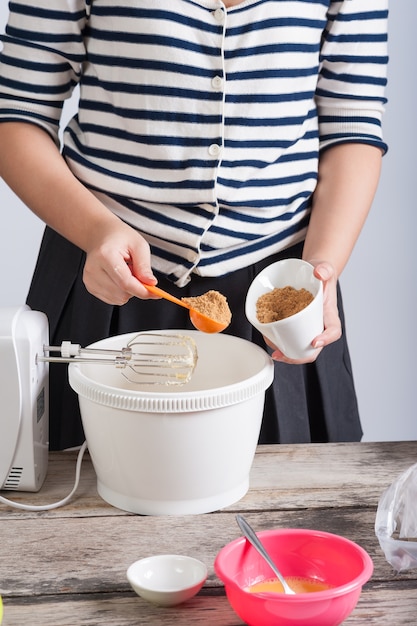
[214,528,374,601]
[68,330,274,412]
[127,554,208,593]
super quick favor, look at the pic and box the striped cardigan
[0,0,388,286]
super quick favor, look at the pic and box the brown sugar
[256,286,313,323]
[182,290,232,325]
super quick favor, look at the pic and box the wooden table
[1,441,416,625]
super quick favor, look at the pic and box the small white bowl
[245,258,323,360]
[127,554,207,606]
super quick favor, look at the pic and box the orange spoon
[145,284,229,334]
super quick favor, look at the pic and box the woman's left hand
[267,261,341,364]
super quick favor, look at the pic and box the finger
[271,347,322,364]
[265,337,322,364]
[111,259,161,301]
[313,263,332,282]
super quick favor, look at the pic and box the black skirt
[27,226,362,450]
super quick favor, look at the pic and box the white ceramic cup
[245,258,323,360]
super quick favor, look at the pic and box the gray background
[1,2,416,441]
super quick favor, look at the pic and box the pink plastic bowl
[214,528,373,626]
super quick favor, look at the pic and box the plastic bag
[375,462,417,572]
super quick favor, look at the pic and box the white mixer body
[0,306,49,491]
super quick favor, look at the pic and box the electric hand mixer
[0,306,197,493]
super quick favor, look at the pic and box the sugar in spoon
[145,284,230,334]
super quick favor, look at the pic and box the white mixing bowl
[68,330,274,515]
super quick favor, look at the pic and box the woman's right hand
[82,218,159,305]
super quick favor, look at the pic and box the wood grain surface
[1,441,416,625]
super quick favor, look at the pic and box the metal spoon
[236,514,296,595]
[145,284,229,334]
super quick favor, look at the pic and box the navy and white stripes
[0,0,388,286]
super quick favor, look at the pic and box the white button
[213,8,225,23]
[208,143,222,157]
[211,75,223,91]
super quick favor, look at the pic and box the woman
[0,0,388,449]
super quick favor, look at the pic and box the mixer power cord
[0,441,88,511]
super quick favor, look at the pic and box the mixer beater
[38,332,198,385]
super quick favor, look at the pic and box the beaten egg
[247,576,332,594]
